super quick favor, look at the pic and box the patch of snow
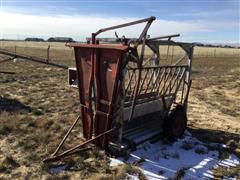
[219,157,239,167]
[110,132,240,179]
[221,144,227,148]
[110,158,124,166]
[126,173,139,180]
[13,58,23,62]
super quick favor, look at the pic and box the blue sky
[1,0,239,43]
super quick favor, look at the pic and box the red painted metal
[72,44,128,147]
[68,43,128,51]
[94,48,126,148]
[74,47,94,139]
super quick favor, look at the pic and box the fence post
[214,48,216,58]
[46,45,50,63]
[14,46,17,57]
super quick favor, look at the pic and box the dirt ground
[0,44,239,179]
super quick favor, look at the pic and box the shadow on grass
[188,127,240,157]
[0,97,31,114]
[188,127,239,145]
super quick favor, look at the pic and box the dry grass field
[1,40,239,65]
[0,41,239,179]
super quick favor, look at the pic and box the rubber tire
[163,105,187,140]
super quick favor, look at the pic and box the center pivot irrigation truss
[44,16,194,162]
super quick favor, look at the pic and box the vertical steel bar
[184,46,194,110]
[180,80,185,104]
[128,31,150,121]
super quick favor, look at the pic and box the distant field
[0,41,239,66]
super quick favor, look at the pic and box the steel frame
[44,16,194,162]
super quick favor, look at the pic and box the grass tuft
[194,146,208,155]
[0,155,20,173]
[0,124,12,135]
[173,168,186,180]
[113,164,147,180]
[32,109,43,116]
[213,165,240,179]
[28,121,37,127]
[44,120,54,129]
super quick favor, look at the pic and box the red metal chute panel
[94,49,125,147]
[72,44,128,147]
[74,47,94,139]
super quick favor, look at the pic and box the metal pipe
[43,147,92,163]
[94,16,156,36]
[128,32,149,121]
[52,114,81,156]
[148,34,180,41]
[43,128,115,163]
[173,54,187,66]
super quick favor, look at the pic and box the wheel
[163,105,187,139]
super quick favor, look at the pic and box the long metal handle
[94,16,156,36]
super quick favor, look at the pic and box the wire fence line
[0,43,239,67]
[0,44,76,66]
